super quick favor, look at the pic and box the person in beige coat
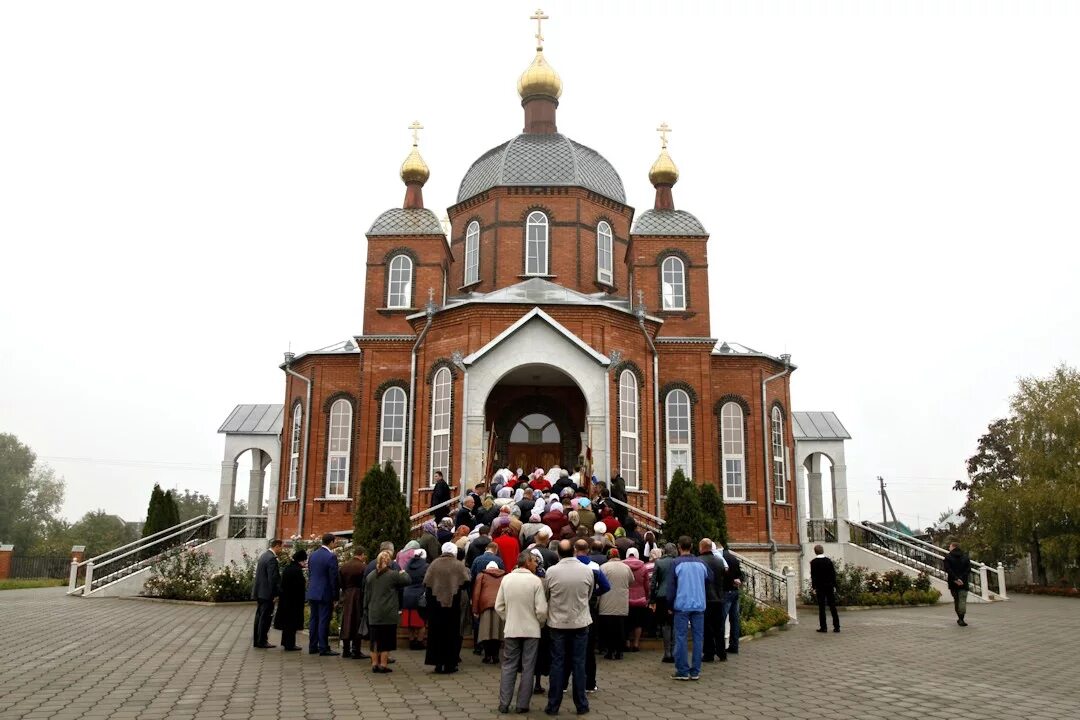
[494,551,548,714]
[598,549,634,659]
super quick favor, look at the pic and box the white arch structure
[217,404,283,540]
[792,411,851,546]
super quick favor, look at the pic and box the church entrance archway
[487,365,585,474]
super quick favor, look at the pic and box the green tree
[662,469,715,545]
[0,434,66,552]
[353,461,409,553]
[161,489,180,529]
[175,489,217,521]
[698,482,729,547]
[67,510,139,557]
[142,484,177,538]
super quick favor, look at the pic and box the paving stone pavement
[1,588,1078,720]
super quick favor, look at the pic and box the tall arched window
[596,221,613,285]
[721,402,745,501]
[619,370,639,490]
[379,387,407,484]
[525,211,548,276]
[287,403,302,499]
[665,389,692,482]
[661,256,686,310]
[772,406,787,503]
[326,399,352,497]
[464,221,480,286]
[387,254,412,309]
[429,368,452,486]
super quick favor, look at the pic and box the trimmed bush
[353,461,410,555]
[697,482,729,547]
[800,562,941,606]
[662,469,715,544]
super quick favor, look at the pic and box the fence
[11,555,71,579]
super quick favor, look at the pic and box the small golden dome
[649,147,679,186]
[400,145,429,185]
[517,49,562,100]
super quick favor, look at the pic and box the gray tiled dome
[367,208,445,236]
[631,209,708,237]
[457,134,626,204]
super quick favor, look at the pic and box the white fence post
[784,569,798,623]
[68,561,79,592]
[83,561,95,596]
[978,565,990,601]
[996,562,1008,600]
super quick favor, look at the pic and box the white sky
[2,1,1078,533]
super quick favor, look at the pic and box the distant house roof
[792,411,851,441]
[218,404,284,435]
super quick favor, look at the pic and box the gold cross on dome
[656,122,672,149]
[530,8,549,49]
[408,120,424,146]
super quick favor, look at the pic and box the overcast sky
[2,1,1077,533]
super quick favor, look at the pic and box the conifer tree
[142,484,165,538]
[698,482,730,547]
[662,469,716,545]
[353,461,410,554]
[161,489,180,529]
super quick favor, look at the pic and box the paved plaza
[1,588,1077,720]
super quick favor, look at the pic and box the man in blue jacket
[667,535,712,681]
[306,533,340,656]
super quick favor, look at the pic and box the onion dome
[517,49,562,101]
[648,122,679,187]
[400,122,430,186]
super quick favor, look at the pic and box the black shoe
[816,628,828,633]
[499,705,510,714]
[958,619,968,627]
[702,656,714,663]
[283,646,301,652]
[614,652,623,660]
[319,650,340,656]
[516,709,530,714]
[726,648,738,654]
[833,628,840,633]
[576,708,590,715]
[534,685,546,695]
[352,651,370,659]
[544,708,559,716]
[662,655,675,663]
[308,649,319,654]
[254,643,276,649]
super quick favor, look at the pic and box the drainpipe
[458,363,469,503]
[284,357,312,538]
[637,308,662,518]
[762,353,792,569]
[404,300,436,504]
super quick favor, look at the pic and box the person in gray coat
[252,539,282,648]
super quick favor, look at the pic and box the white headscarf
[441,542,458,556]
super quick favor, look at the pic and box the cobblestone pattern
[1,588,1077,720]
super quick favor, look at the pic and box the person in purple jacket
[667,535,712,681]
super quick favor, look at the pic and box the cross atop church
[656,122,672,149]
[408,120,424,146]
[530,8,549,50]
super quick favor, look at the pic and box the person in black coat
[809,544,840,633]
[943,542,972,626]
[273,549,308,651]
[609,472,629,525]
[431,471,452,522]
[454,496,477,530]
[252,539,282,648]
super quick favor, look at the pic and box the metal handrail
[850,522,985,596]
[606,496,666,527]
[89,515,222,573]
[71,514,213,569]
[861,520,993,571]
[409,496,460,522]
[729,550,787,582]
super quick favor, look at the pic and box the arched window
[379,387,407,484]
[387,254,412,309]
[721,402,745,501]
[665,389,692,482]
[619,370,639,490]
[525,211,548,276]
[661,256,686,310]
[509,414,560,443]
[772,406,787,503]
[325,399,352,497]
[464,221,480,286]
[429,368,452,486]
[287,403,302,499]
[596,221,613,285]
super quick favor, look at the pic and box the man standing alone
[943,542,972,626]
[431,470,451,522]
[810,544,840,633]
[307,533,340,655]
[544,539,596,716]
[697,539,728,662]
[668,536,711,681]
[252,539,282,648]
[495,551,548,714]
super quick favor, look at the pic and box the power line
[42,456,218,472]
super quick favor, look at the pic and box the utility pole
[879,476,887,524]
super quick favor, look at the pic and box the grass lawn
[0,578,66,590]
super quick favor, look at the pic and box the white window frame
[772,406,787,503]
[721,402,745,501]
[665,389,692,483]
[525,211,549,276]
[287,403,302,499]
[325,399,352,498]
[596,221,613,285]
[661,256,686,310]
[429,367,452,486]
[379,387,407,486]
[387,254,413,309]
[619,370,639,490]
[464,221,480,286]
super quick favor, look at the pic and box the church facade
[274,18,801,565]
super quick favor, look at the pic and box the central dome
[456,133,626,204]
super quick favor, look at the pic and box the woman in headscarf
[395,539,420,570]
[451,524,471,555]
[642,531,659,560]
[623,547,650,652]
[437,517,455,545]
[400,548,429,650]
[417,520,441,560]
[422,542,471,674]
[363,550,411,673]
[272,548,307,651]
[472,559,507,664]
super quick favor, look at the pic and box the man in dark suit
[943,542,972,626]
[252,539,282,648]
[306,533,340,655]
[720,545,743,654]
[810,544,840,633]
[430,470,451,522]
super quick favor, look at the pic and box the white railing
[409,496,461,532]
[729,550,799,622]
[606,496,665,533]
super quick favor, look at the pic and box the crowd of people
[251,467,747,716]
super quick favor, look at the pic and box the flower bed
[738,588,790,635]
[800,565,941,606]
[143,548,257,602]
[1010,584,1079,598]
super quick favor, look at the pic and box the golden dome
[517,49,562,100]
[400,144,429,185]
[649,147,679,186]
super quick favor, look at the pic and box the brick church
[274,14,801,564]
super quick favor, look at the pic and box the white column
[464,414,486,487]
[831,463,849,541]
[978,565,990,602]
[795,466,809,545]
[586,414,608,488]
[247,450,265,514]
[996,562,1008,600]
[784,568,799,624]
[217,460,238,538]
[266,458,280,540]
[808,472,824,518]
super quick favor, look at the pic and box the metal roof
[462,307,609,367]
[631,209,708,236]
[456,134,626,204]
[792,411,851,441]
[367,208,445,236]
[218,404,284,435]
